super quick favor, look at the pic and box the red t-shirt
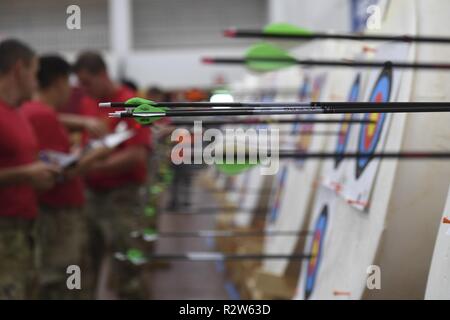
[0,100,39,219]
[21,101,85,208]
[80,86,151,190]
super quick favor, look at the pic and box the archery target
[286,73,327,169]
[295,186,336,300]
[262,39,348,276]
[425,185,450,299]
[304,204,329,299]
[262,45,333,276]
[334,74,361,169]
[320,69,367,195]
[355,66,392,179]
[297,0,450,299]
[298,73,311,102]
[341,42,410,211]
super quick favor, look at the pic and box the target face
[298,75,311,102]
[292,75,326,168]
[310,74,326,101]
[268,166,288,223]
[334,74,361,168]
[356,65,392,178]
[291,118,314,167]
[304,205,329,300]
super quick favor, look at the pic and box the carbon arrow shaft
[118,252,313,262]
[134,229,312,239]
[102,101,450,109]
[106,102,450,118]
[204,56,450,70]
[180,151,450,163]
[225,28,450,44]
[170,118,375,125]
[164,206,267,215]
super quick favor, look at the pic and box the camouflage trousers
[0,217,37,300]
[86,185,149,299]
[35,206,90,300]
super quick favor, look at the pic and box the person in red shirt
[74,51,151,299]
[0,39,59,299]
[21,55,107,299]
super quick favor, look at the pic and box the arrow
[202,43,450,72]
[162,206,270,215]
[115,249,313,265]
[174,129,355,137]
[170,118,375,126]
[212,151,450,175]
[130,228,312,242]
[173,187,290,196]
[223,22,450,44]
[103,100,450,125]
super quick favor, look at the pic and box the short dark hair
[38,55,72,89]
[73,51,107,74]
[147,86,164,96]
[0,39,35,75]
[121,78,138,92]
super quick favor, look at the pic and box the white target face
[425,186,450,300]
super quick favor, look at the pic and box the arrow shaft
[276,151,450,159]
[142,230,312,238]
[207,57,450,70]
[170,118,374,125]
[164,207,266,215]
[177,151,450,161]
[110,102,450,118]
[135,253,313,262]
[182,130,346,136]
[228,29,450,44]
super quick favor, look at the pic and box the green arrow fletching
[126,248,146,265]
[132,104,166,125]
[125,97,154,106]
[125,97,169,125]
[263,23,312,36]
[145,206,156,217]
[216,161,258,175]
[245,42,296,72]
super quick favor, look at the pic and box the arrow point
[202,57,214,64]
[223,28,236,38]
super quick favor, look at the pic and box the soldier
[74,51,152,299]
[21,55,107,299]
[0,39,59,299]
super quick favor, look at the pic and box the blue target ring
[356,65,392,178]
[304,205,329,300]
[334,74,361,168]
[298,75,311,102]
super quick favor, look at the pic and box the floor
[97,173,231,299]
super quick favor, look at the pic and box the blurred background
[5,0,439,301]
[0,0,354,89]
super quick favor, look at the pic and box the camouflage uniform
[35,207,89,299]
[0,217,37,300]
[86,184,149,299]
